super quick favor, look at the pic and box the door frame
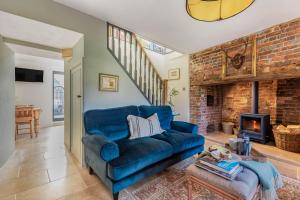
[70,63,83,164]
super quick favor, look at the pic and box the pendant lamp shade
[186,0,255,22]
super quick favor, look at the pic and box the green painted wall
[0,36,15,166]
[0,0,149,112]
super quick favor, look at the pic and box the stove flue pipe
[252,81,259,114]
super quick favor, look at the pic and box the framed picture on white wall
[168,68,180,80]
[99,73,119,92]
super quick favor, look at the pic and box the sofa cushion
[127,113,165,139]
[151,130,205,154]
[108,137,173,181]
[139,105,173,130]
[84,106,139,141]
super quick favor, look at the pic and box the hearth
[240,81,271,143]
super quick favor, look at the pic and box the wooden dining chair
[33,108,42,136]
[15,107,34,140]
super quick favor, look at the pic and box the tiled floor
[0,126,113,200]
[205,132,300,180]
[2,127,299,200]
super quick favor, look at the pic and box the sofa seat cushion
[151,130,205,154]
[108,137,173,181]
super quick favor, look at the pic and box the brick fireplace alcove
[190,79,300,134]
[189,18,300,135]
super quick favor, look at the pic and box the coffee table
[186,146,265,200]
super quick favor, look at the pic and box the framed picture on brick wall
[99,73,119,92]
[168,68,180,80]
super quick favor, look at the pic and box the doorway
[0,11,84,167]
[14,54,65,135]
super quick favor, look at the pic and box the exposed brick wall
[189,18,300,133]
[190,85,202,126]
[190,18,300,86]
[190,85,222,134]
[204,86,222,133]
[258,81,277,124]
[276,78,300,125]
[222,82,252,124]
[257,20,300,73]
[221,81,277,125]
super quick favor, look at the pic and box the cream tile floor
[0,126,113,200]
[2,126,299,200]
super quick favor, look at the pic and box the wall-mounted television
[15,68,44,83]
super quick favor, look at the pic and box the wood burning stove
[239,81,271,143]
[240,113,270,143]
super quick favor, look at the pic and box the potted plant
[168,88,179,107]
[168,88,180,116]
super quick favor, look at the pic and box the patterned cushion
[127,113,165,139]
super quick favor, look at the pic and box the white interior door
[71,65,83,162]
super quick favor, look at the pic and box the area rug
[120,158,300,200]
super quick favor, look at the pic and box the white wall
[15,53,64,128]
[145,49,166,76]
[146,50,190,122]
[164,54,190,122]
[0,36,15,167]
[126,47,191,122]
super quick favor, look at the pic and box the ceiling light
[186,0,255,22]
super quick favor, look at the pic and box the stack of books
[195,155,242,180]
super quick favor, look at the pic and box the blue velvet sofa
[82,105,205,200]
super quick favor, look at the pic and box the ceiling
[6,43,63,60]
[53,0,300,53]
[0,11,83,49]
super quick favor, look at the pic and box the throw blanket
[240,161,283,200]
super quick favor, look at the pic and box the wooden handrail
[133,34,163,81]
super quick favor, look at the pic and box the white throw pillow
[127,113,165,139]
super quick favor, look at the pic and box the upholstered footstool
[186,165,260,200]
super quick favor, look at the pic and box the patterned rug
[120,158,300,200]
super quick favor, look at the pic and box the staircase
[107,23,167,105]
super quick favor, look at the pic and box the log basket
[273,127,300,153]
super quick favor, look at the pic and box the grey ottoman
[186,165,260,200]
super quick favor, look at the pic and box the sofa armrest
[82,135,119,162]
[171,121,198,135]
